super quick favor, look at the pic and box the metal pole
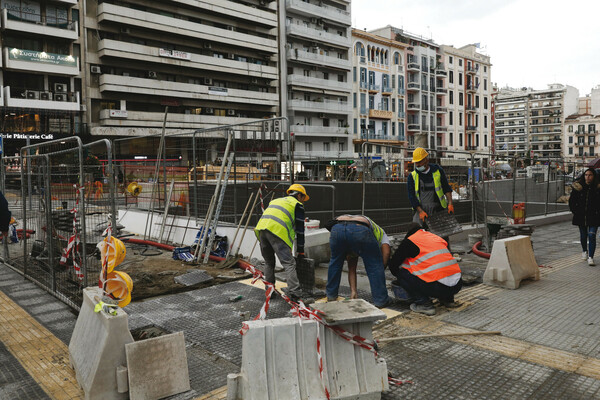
[470,153,475,225]
[512,156,517,209]
[545,163,550,215]
[227,192,255,258]
[233,187,261,256]
[361,142,368,214]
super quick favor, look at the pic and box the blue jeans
[578,225,598,258]
[326,222,389,307]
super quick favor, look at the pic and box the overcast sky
[351,0,600,96]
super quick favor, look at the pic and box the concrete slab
[483,235,540,289]
[174,270,214,286]
[312,299,387,325]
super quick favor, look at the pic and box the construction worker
[325,215,391,308]
[388,223,463,316]
[255,184,308,301]
[407,147,454,225]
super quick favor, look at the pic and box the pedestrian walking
[325,215,391,308]
[254,184,309,301]
[568,168,600,266]
[388,223,463,316]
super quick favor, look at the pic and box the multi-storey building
[1,0,82,155]
[440,44,492,158]
[281,0,352,163]
[350,28,407,158]
[84,0,279,147]
[494,84,579,160]
[564,85,600,163]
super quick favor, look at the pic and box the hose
[472,241,490,259]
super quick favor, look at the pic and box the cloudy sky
[351,0,600,96]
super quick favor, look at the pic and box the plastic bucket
[305,219,320,230]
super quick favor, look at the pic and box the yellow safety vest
[412,169,448,209]
[364,217,385,246]
[255,196,300,248]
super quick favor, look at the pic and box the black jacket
[569,181,600,227]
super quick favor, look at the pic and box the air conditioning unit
[204,78,213,85]
[228,54,235,60]
[147,71,158,79]
[204,43,212,49]
[318,113,325,118]
[227,26,236,31]
[40,92,52,101]
[251,78,259,84]
[205,107,214,114]
[120,27,131,34]
[26,90,39,100]
[54,93,67,102]
[310,18,317,24]
[227,109,235,116]
[54,83,67,93]
[90,65,101,74]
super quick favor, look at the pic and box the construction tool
[232,187,261,257]
[226,192,255,258]
[158,180,175,243]
[377,330,501,344]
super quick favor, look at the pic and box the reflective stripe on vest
[365,217,384,246]
[412,169,448,209]
[254,196,299,248]
[401,230,460,282]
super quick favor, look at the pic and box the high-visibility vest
[401,229,460,282]
[364,217,385,246]
[412,169,448,208]
[255,196,300,248]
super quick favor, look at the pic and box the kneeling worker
[388,223,463,315]
[255,184,309,301]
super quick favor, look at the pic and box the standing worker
[325,215,391,308]
[568,168,600,266]
[407,147,454,225]
[255,184,309,301]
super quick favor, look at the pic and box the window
[459,112,463,126]
[323,142,330,152]
[303,69,310,77]
[449,111,453,125]
[392,75,395,89]
[360,68,367,83]
[353,93,356,108]
[449,56,453,64]
[476,114,479,126]
[476,134,479,147]
[353,118,357,134]
[484,134,487,147]
[392,98,396,112]
[353,67,356,82]
[484,66,487,73]
[458,73,463,86]
[305,142,312,152]
[459,59,463,67]
[459,93,463,106]
[369,95,374,109]
[449,91,454,105]
[450,133,453,146]
[323,72,329,80]
[459,133,463,146]
[578,125,585,133]
[568,125,573,132]
[484,115,488,128]
[338,74,344,82]
[476,96,480,108]
[393,52,400,65]
[449,71,454,84]
[339,142,345,152]
[590,124,596,133]
[569,136,573,143]
[484,79,487,91]
[569,148,573,155]
[484,97,488,109]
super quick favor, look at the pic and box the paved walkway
[2,220,600,399]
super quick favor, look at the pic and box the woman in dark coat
[569,168,600,266]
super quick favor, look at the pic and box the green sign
[8,48,77,67]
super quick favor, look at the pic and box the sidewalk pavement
[2,220,600,399]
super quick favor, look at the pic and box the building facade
[494,84,579,161]
[440,44,492,158]
[564,85,600,164]
[1,0,82,155]
[280,0,352,163]
[84,0,280,145]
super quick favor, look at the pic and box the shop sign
[9,48,77,67]
[209,87,228,96]
[159,48,191,60]
[1,133,55,140]
[109,110,128,118]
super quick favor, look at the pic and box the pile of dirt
[117,247,251,301]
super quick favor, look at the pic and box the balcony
[436,65,447,76]
[359,81,368,90]
[5,48,79,76]
[360,107,367,115]
[2,9,78,40]
[466,106,476,113]
[287,48,351,70]
[382,85,392,94]
[285,0,350,24]
[398,112,405,119]
[466,125,477,132]
[368,109,393,119]
[290,125,348,137]
[466,145,477,150]
[437,126,448,132]
[422,85,429,92]
[466,84,478,93]
[368,83,380,93]
[4,86,80,111]
[407,82,420,91]
[398,89,405,95]
[436,106,448,113]
[98,39,277,79]
[407,103,420,110]
[407,124,421,131]
[288,99,349,114]
[466,66,478,75]
[407,63,420,72]
[99,74,278,106]
[436,88,447,95]
[288,74,351,93]
[286,24,349,47]
[97,3,277,53]
[360,132,399,141]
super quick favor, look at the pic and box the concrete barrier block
[228,299,387,400]
[483,235,540,289]
[305,228,331,264]
[69,287,134,400]
[125,331,191,400]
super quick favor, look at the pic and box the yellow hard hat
[287,184,309,201]
[105,270,133,308]
[412,147,429,163]
[127,182,142,197]
[99,237,127,273]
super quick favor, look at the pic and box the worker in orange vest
[388,223,463,316]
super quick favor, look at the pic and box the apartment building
[564,85,600,163]
[84,0,279,149]
[1,0,82,155]
[350,28,407,157]
[281,0,353,162]
[494,84,578,160]
[440,44,492,158]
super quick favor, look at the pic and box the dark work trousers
[393,267,462,306]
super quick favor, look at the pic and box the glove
[447,204,455,214]
[418,210,428,221]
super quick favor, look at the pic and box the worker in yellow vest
[388,223,463,316]
[255,184,309,301]
[407,147,454,224]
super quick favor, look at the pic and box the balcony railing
[467,84,478,92]
[466,125,477,131]
[288,74,351,92]
[407,124,421,131]
[2,9,78,40]
[382,85,392,93]
[407,103,420,110]
[288,98,349,113]
[4,86,80,111]
[286,24,349,47]
[407,63,420,71]
[287,48,351,70]
[436,88,447,94]
[407,82,420,90]
[466,65,478,74]
[286,0,351,24]
[368,83,380,91]
[398,89,405,95]
[398,112,405,119]
[360,81,368,89]
[436,106,448,112]
[368,109,393,119]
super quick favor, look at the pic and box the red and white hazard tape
[60,185,84,282]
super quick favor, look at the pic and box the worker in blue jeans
[325,215,391,308]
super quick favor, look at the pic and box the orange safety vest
[401,230,460,282]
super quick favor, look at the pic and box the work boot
[410,302,436,316]
[440,299,462,308]
[588,257,596,266]
[582,251,588,260]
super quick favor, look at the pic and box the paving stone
[174,270,213,286]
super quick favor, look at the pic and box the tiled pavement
[3,220,600,399]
